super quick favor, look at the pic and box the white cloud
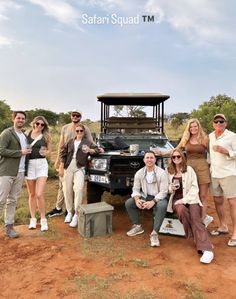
[0,0,21,21]
[83,0,125,10]
[0,1,21,47]
[0,35,12,46]
[26,0,81,27]
[144,0,235,46]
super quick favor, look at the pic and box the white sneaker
[69,214,78,228]
[200,251,214,264]
[40,218,48,232]
[64,211,72,223]
[150,232,160,247]
[29,218,37,229]
[127,224,144,236]
[203,215,214,228]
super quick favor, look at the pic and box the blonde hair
[179,118,207,147]
[75,123,85,131]
[167,149,187,175]
[31,116,51,143]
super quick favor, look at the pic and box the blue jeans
[125,196,168,232]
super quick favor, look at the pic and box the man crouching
[125,151,168,247]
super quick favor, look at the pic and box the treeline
[165,94,236,133]
[0,102,93,132]
[1,94,236,133]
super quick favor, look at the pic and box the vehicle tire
[86,181,104,203]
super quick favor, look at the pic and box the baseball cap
[213,113,227,121]
[70,109,82,115]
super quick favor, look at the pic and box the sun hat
[213,113,227,121]
[70,109,82,115]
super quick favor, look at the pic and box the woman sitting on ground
[59,123,99,228]
[166,149,214,264]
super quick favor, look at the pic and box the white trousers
[62,159,85,213]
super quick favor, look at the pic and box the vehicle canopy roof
[97,93,170,106]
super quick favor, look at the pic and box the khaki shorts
[211,176,236,198]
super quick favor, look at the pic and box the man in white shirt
[125,151,168,247]
[46,109,93,218]
[209,114,236,247]
[0,111,31,238]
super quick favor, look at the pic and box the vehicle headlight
[91,159,108,171]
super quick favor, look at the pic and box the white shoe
[29,218,37,229]
[40,218,48,232]
[203,215,214,228]
[64,211,72,223]
[150,232,160,247]
[200,251,214,264]
[69,214,78,228]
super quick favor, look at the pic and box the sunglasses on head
[72,113,81,118]
[36,122,45,127]
[172,155,181,159]
[213,120,225,124]
[76,129,84,133]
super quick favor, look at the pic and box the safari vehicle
[86,93,173,203]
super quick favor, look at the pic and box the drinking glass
[82,144,89,153]
[39,146,47,156]
[173,179,180,189]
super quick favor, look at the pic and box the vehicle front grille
[110,159,144,175]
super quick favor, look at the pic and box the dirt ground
[0,183,236,299]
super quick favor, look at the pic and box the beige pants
[0,172,25,225]
[55,176,64,210]
[62,159,85,212]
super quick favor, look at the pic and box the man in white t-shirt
[209,113,236,247]
[46,109,93,218]
[0,111,31,238]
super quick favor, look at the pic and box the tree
[112,105,146,117]
[113,105,123,116]
[126,106,146,117]
[57,112,71,125]
[0,100,12,132]
[25,109,58,126]
[191,94,236,133]
[170,112,190,129]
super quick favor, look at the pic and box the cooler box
[78,202,114,238]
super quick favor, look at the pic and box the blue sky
[0,0,236,120]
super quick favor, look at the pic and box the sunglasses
[76,129,84,133]
[36,122,45,127]
[213,120,225,124]
[172,155,181,159]
[72,113,81,118]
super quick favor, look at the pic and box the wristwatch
[153,198,159,204]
